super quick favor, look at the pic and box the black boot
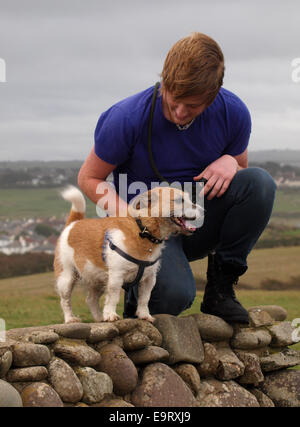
[200,252,249,324]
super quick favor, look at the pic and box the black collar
[135,218,163,244]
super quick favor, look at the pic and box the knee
[149,282,196,316]
[236,167,277,204]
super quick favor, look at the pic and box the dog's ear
[128,190,159,216]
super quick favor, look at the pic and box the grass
[0,270,299,329]
[0,187,299,364]
[0,187,97,220]
[0,187,300,222]
[0,270,299,365]
[190,246,300,289]
[0,245,299,329]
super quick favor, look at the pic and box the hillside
[1,150,300,169]
[248,150,300,167]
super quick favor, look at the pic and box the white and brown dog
[54,185,203,323]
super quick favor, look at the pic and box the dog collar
[135,218,163,244]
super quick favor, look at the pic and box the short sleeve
[224,102,252,156]
[94,106,135,165]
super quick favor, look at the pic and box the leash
[147,82,207,203]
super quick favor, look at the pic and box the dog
[54,185,203,323]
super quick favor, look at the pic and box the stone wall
[0,305,300,407]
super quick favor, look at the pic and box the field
[0,187,97,219]
[0,186,299,358]
[0,186,300,223]
[0,245,299,329]
[0,268,299,357]
[191,246,300,289]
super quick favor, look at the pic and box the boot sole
[201,303,249,325]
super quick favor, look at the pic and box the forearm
[78,175,128,217]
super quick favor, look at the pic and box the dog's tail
[61,185,86,226]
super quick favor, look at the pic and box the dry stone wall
[0,305,300,407]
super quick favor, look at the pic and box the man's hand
[193,154,239,200]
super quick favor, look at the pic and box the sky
[0,0,299,161]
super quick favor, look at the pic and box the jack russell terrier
[54,185,203,323]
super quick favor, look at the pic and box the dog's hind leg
[86,286,104,322]
[56,269,81,323]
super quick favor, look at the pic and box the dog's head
[128,186,204,236]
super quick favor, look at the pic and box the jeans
[124,167,277,317]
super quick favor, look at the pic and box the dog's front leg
[103,272,122,322]
[136,275,156,323]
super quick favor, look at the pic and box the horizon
[1,148,300,164]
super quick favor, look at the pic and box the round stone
[0,351,13,378]
[0,379,23,407]
[127,346,169,365]
[87,323,119,343]
[12,343,51,367]
[48,357,83,403]
[54,323,91,340]
[53,338,101,366]
[21,382,64,407]
[131,363,197,407]
[248,305,287,321]
[75,367,113,404]
[122,331,150,351]
[97,344,138,396]
[6,366,48,382]
[191,313,234,341]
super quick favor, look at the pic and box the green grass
[190,246,300,289]
[0,187,299,221]
[0,270,299,363]
[272,188,300,215]
[0,187,97,220]
[0,271,299,329]
[0,245,299,329]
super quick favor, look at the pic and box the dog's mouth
[171,216,197,233]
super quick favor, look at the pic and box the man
[78,32,276,324]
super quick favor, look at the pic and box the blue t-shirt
[94,85,251,202]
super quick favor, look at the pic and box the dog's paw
[136,312,155,323]
[103,312,120,322]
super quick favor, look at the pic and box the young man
[78,32,276,324]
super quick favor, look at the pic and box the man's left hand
[193,154,239,200]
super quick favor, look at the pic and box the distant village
[0,217,64,255]
[0,160,300,255]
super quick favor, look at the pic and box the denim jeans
[124,167,277,317]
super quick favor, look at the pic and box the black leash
[147,82,168,184]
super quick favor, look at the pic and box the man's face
[162,90,207,126]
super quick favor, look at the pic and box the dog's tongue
[182,219,196,232]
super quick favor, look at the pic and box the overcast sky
[0,0,299,161]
